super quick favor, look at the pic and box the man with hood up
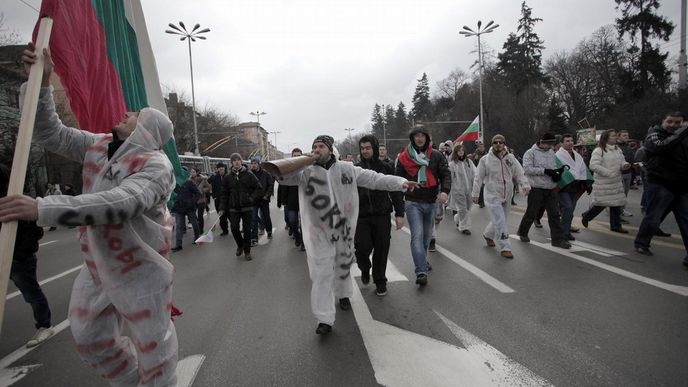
[355,135,406,297]
[472,134,530,259]
[276,135,416,335]
[0,47,179,386]
[217,153,263,261]
[395,125,451,286]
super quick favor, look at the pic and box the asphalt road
[1,187,686,387]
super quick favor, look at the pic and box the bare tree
[436,68,468,100]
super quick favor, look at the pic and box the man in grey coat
[516,133,571,249]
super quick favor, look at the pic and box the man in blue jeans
[396,125,451,286]
[634,112,688,266]
[555,134,593,241]
[250,157,274,245]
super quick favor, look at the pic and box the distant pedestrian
[209,162,229,235]
[190,167,211,232]
[250,156,274,243]
[555,133,593,241]
[447,143,475,235]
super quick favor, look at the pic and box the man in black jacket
[355,135,405,296]
[171,172,201,252]
[396,125,451,286]
[218,153,263,260]
[250,156,274,244]
[209,162,229,235]
[634,112,688,266]
[276,148,304,250]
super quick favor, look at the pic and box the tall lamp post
[250,111,267,159]
[268,130,280,160]
[459,20,498,143]
[166,22,210,156]
[344,128,355,155]
[381,105,387,146]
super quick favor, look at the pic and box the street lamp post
[344,128,355,155]
[460,20,498,143]
[250,111,267,159]
[165,22,210,156]
[268,130,281,160]
[381,105,387,146]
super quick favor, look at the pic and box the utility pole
[680,0,687,89]
[381,105,387,146]
[344,128,355,155]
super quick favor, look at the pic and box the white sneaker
[26,327,55,348]
[622,210,633,217]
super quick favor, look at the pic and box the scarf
[398,143,437,187]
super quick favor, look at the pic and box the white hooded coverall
[25,86,178,386]
[280,159,407,326]
[472,151,530,252]
[448,158,476,231]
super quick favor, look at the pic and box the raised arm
[354,166,407,192]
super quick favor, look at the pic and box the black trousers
[196,203,205,232]
[229,209,253,253]
[11,254,51,329]
[517,188,566,243]
[214,197,228,233]
[354,214,392,285]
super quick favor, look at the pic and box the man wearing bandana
[395,125,451,286]
[276,135,417,335]
[472,134,531,259]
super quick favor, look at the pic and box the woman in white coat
[581,129,631,233]
[448,144,475,235]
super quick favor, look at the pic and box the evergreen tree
[615,0,674,94]
[410,73,433,123]
[371,103,384,139]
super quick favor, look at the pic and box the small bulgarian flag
[33,0,187,206]
[455,115,480,143]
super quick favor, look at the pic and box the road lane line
[0,319,70,370]
[399,227,516,293]
[515,237,688,297]
[176,354,205,387]
[6,265,82,301]
[39,240,57,247]
[352,260,408,283]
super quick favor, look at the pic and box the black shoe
[339,298,351,311]
[295,240,301,248]
[250,239,258,246]
[415,274,428,286]
[300,244,306,252]
[534,220,543,229]
[245,252,252,261]
[361,270,370,285]
[518,234,530,243]
[236,247,243,256]
[315,323,332,335]
[171,246,182,252]
[565,234,576,241]
[220,231,229,236]
[48,227,57,231]
[267,232,272,239]
[428,239,436,252]
[375,284,387,297]
[552,240,572,249]
[654,229,671,237]
[635,247,653,256]
[611,228,629,234]
[461,229,472,235]
[427,260,432,271]
[581,216,589,228]
[288,229,293,236]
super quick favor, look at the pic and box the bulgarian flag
[454,115,480,143]
[33,0,187,203]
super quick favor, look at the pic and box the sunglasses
[492,141,505,145]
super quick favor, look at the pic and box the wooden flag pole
[0,17,53,334]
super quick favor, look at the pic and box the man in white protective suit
[0,46,178,386]
[276,135,417,335]
[472,134,531,259]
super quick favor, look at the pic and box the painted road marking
[546,239,626,257]
[350,276,549,386]
[352,259,408,283]
[6,265,82,301]
[399,227,516,293]
[38,240,57,247]
[516,237,688,297]
[176,354,205,387]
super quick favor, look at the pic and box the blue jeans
[635,182,688,253]
[11,254,51,329]
[251,200,272,240]
[286,209,302,244]
[405,201,436,276]
[175,211,200,248]
[558,191,578,235]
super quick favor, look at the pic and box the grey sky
[2,0,684,152]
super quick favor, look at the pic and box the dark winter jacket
[252,167,274,203]
[208,171,226,199]
[0,221,44,261]
[356,135,405,217]
[219,166,262,212]
[172,180,201,214]
[277,184,299,211]
[618,142,635,174]
[643,125,688,192]
[395,126,451,203]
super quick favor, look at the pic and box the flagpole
[0,17,53,334]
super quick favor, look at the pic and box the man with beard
[355,135,405,297]
[277,135,416,335]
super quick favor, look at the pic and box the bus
[178,155,235,175]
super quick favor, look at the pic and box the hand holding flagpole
[0,18,53,334]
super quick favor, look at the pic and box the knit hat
[229,153,242,162]
[250,156,261,163]
[216,162,227,168]
[312,135,334,152]
[491,134,506,144]
[540,132,557,144]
